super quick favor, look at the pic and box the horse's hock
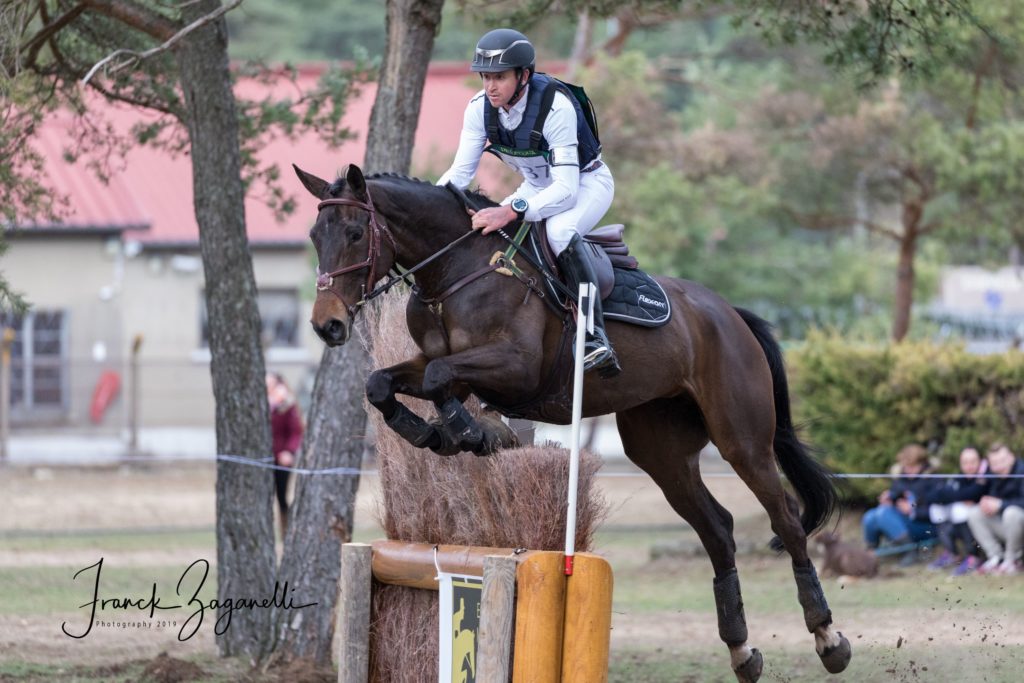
[338,541,613,683]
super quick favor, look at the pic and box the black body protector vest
[483,73,602,184]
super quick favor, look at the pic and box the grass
[0,529,215,553]
[609,643,1022,683]
[3,473,1023,682]
[0,653,254,683]
[0,564,218,616]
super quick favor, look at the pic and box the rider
[437,28,620,378]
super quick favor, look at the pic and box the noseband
[315,185,397,316]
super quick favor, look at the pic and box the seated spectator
[925,446,987,575]
[968,443,1024,575]
[862,444,938,564]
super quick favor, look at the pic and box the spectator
[267,372,304,535]
[968,443,1024,575]
[862,444,938,565]
[925,447,987,575]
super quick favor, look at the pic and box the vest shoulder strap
[529,79,560,151]
[485,101,500,146]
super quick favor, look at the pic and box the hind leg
[617,398,763,683]
[709,416,850,674]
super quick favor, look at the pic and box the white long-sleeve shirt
[437,86,599,223]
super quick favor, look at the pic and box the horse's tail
[734,306,838,552]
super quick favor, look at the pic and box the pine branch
[81,0,242,85]
[82,0,177,41]
[781,204,903,241]
[20,2,87,70]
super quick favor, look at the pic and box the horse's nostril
[322,319,348,344]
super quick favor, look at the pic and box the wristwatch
[511,197,528,220]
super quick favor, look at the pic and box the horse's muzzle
[312,318,349,346]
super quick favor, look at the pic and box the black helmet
[471,28,535,73]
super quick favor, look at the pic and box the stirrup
[582,341,621,378]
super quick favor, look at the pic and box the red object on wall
[90,370,121,424]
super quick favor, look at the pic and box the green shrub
[788,331,1024,500]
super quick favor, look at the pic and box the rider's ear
[345,164,368,201]
[293,164,330,199]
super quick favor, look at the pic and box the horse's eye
[349,229,364,244]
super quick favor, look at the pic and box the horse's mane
[328,172,497,210]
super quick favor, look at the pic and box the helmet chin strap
[507,68,531,108]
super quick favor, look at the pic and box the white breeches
[519,164,614,255]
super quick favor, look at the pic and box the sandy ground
[3,461,1022,680]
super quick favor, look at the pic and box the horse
[293,163,851,682]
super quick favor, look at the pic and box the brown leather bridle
[314,185,397,317]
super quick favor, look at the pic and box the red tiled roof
[27,111,150,232]
[23,63,494,246]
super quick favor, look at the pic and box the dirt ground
[2,461,1022,682]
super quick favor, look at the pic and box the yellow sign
[438,573,483,683]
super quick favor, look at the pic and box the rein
[315,185,482,315]
[314,181,560,319]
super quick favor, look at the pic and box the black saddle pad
[603,267,671,328]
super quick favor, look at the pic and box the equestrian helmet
[471,28,535,73]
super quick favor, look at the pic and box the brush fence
[338,540,613,683]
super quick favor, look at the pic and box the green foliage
[3,2,372,227]
[227,0,387,62]
[579,49,948,339]
[227,1,498,63]
[735,0,987,83]
[789,332,1024,498]
[0,237,27,314]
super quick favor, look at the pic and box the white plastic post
[564,282,593,576]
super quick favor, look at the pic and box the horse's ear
[293,165,330,199]
[345,163,367,200]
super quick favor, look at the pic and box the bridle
[314,182,544,321]
[314,184,397,317]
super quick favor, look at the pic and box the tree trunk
[364,0,446,173]
[270,0,445,665]
[601,10,638,58]
[175,0,275,658]
[566,10,593,81]
[269,342,370,665]
[892,200,921,342]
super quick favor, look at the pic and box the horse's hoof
[733,649,763,683]
[819,632,851,674]
[476,414,519,455]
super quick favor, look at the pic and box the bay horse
[294,163,851,682]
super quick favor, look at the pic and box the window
[0,309,68,413]
[199,289,301,349]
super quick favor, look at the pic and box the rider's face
[481,69,525,110]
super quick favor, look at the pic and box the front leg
[422,343,535,455]
[366,354,431,418]
[366,355,460,456]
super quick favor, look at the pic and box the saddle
[528,222,671,328]
[532,223,635,300]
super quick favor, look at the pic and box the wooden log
[512,551,566,683]
[371,540,523,590]
[560,553,614,683]
[338,543,372,683]
[478,555,516,683]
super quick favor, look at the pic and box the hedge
[787,332,1024,500]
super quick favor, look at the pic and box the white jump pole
[564,282,594,576]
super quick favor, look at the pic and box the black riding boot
[557,234,621,378]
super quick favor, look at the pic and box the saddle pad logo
[638,293,667,309]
